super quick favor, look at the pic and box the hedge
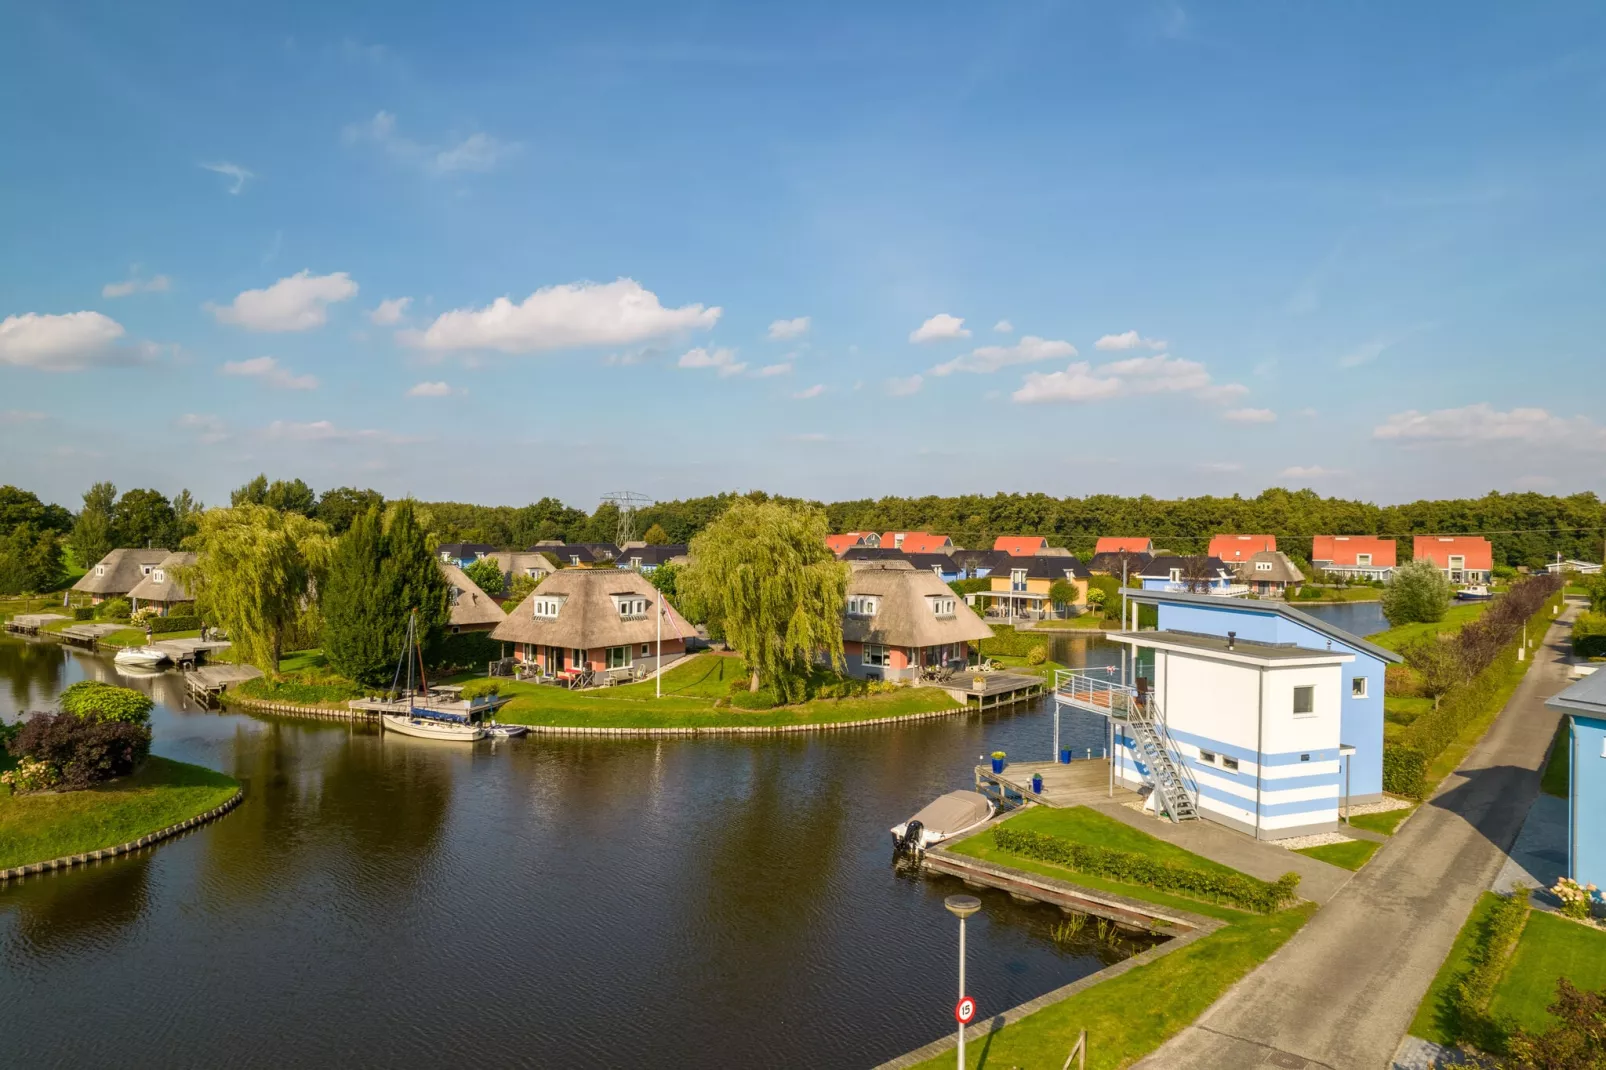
[1450,889,1529,1053]
[431,631,501,673]
[150,614,202,634]
[72,606,94,621]
[1573,612,1606,658]
[992,826,1302,913]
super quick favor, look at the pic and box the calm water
[1296,599,1389,639]
[0,636,1132,1068]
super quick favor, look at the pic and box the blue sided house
[1126,590,1401,805]
[1547,670,1606,901]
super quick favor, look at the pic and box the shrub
[97,596,130,620]
[1447,888,1529,1053]
[949,577,991,597]
[1385,664,1420,697]
[1505,978,1606,1069]
[1048,579,1079,607]
[131,605,161,627]
[1572,613,1606,659]
[432,630,501,673]
[1383,744,1429,798]
[1,756,61,794]
[459,679,501,701]
[1551,877,1599,921]
[1026,643,1047,666]
[150,614,202,635]
[730,689,778,710]
[992,826,1301,913]
[10,711,150,789]
[1087,575,1122,617]
[979,627,1043,658]
[58,681,153,725]
[1381,560,1452,626]
[72,606,95,621]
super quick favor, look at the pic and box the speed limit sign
[954,995,976,1024]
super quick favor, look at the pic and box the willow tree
[680,500,846,701]
[178,504,332,672]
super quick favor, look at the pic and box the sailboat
[379,610,485,742]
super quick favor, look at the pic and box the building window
[930,597,956,618]
[573,648,585,668]
[606,646,631,669]
[640,644,650,656]
[1357,553,1372,566]
[153,570,164,583]
[1222,756,1240,772]
[1255,561,1272,572]
[570,555,581,565]
[847,596,878,616]
[862,644,889,667]
[96,564,105,576]
[1169,568,1182,582]
[1199,749,1218,765]
[1293,685,1315,715]
[630,557,642,570]
[1351,677,1368,699]
[533,598,562,619]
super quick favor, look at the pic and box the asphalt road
[1134,607,1579,1070]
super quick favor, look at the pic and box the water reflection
[0,638,65,716]
[7,854,153,956]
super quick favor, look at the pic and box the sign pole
[957,912,967,1070]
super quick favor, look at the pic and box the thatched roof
[1234,550,1306,584]
[487,551,558,579]
[439,560,508,630]
[842,563,994,648]
[72,548,172,595]
[127,551,197,604]
[490,568,691,648]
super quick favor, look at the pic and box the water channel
[2,633,1132,1068]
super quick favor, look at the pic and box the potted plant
[990,750,1006,775]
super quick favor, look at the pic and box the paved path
[1134,607,1578,1070]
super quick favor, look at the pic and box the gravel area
[1272,832,1355,850]
[1347,796,1414,816]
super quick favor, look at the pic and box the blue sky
[3,2,1605,511]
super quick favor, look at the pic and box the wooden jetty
[937,670,1045,710]
[4,612,68,636]
[57,622,129,647]
[143,638,232,669]
[186,663,263,701]
[974,757,1122,808]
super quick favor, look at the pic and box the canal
[1,634,1130,1068]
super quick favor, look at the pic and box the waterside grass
[1370,601,1489,654]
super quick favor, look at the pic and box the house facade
[1546,671,1606,900]
[881,532,952,553]
[994,536,1049,556]
[1311,536,1397,581]
[1126,589,1400,802]
[439,560,508,633]
[490,568,692,677]
[841,562,993,681]
[969,556,1090,621]
[1095,537,1153,555]
[487,550,559,589]
[618,545,689,573]
[1137,555,1243,595]
[1412,536,1494,584]
[1234,550,1306,598]
[1208,534,1278,565]
[72,548,171,605]
[127,551,198,615]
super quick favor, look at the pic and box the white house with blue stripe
[1546,669,1606,901]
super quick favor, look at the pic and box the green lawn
[0,756,239,869]
[1348,805,1415,836]
[990,655,1067,680]
[1371,602,1489,653]
[1293,838,1379,870]
[1295,587,1383,603]
[1541,721,1570,799]
[1029,616,1111,630]
[905,903,1316,1070]
[1488,909,1606,1034]
[1411,892,1506,1045]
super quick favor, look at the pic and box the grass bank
[1025,616,1110,630]
[1293,587,1383,603]
[0,755,239,869]
[1371,601,1489,654]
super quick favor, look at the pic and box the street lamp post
[945,894,982,1069]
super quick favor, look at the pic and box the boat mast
[414,608,430,696]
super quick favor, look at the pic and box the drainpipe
[1255,666,1266,839]
[1570,721,1577,880]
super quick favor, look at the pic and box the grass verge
[0,755,239,869]
[1293,838,1379,870]
[1487,909,1606,1034]
[1347,805,1415,836]
[905,902,1317,1070]
[1540,720,1570,799]
[1411,892,1506,1046]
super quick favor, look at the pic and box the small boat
[114,646,171,667]
[1456,585,1494,601]
[483,723,527,739]
[891,790,996,855]
[381,711,486,742]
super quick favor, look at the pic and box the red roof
[994,536,1048,556]
[826,533,871,554]
[1207,534,1278,561]
[1095,537,1152,554]
[881,532,952,553]
[1412,536,1493,571]
[1311,535,1397,568]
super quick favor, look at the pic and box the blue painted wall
[1572,714,1606,893]
[1140,576,1232,593]
[1154,601,1387,798]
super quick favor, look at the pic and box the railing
[1062,1030,1087,1070]
[1052,667,1140,719]
[1154,582,1252,597]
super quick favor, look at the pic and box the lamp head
[944,894,982,919]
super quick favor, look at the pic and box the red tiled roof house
[881,532,953,553]
[1311,536,1397,581]
[1095,537,1153,554]
[994,536,1049,556]
[1413,536,1494,584]
[1207,534,1278,563]
[826,532,881,554]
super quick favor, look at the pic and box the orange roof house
[826,532,880,554]
[1208,534,1278,562]
[1413,536,1494,579]
[994,536,1049,556]
[1095,537,1153,554]
[1311,536,1397,569]
[881,532,953,553]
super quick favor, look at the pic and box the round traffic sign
[955,996,976,1024]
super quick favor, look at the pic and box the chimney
[1226,630,1236,650]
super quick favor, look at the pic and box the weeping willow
[176,504,333,673]
[681,500,847,703]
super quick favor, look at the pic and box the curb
[0,786,244,883]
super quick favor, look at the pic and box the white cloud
[1373,404,1606,449]
[1197,461,1244,473]
[1013,354,1246,406]
[0,409,48,425]
[263,420,412,445]
[176,413,229,444]
[220,356,318,390]
[886,374,924,396]
[344,111,513,175]
[1282,466,1342,479]
[909,314,970,343]
[433,132,511,174]
[678,346,746,377]
[103,273,171,298]
[793,384,825,399]
[406,278,719,354]
[0,311,127,370]
[1094,330,1167,352]
[369,296,412,325]
[767,316,810,340]
[210,270,359,332]
[407,381,460,397]
[1338,338,1392,368]
[931,335,1077,376]
[201,161,254,194]
[754,362,792,377]
[993,319,1014,334]
[1224,407,1277,424]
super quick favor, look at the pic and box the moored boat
[1455,584,1493,601]
[483,722,527,739]
[381,711,486,741]
[114,646,170,667]
[891,790,995,855]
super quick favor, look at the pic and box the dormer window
[533,597,564,619]
[615,597,648,620]
[1169,568,1182,582]
[630,557,642,570]
[153,569,165,583]
[440,551,451,561]
[95,564,105,577]
[570,555,582,565]
[846,596,878,616]
[1356,553,1372,566]
[141,565,153,575]
[1255,561,1272,572]
[929,596,956,618]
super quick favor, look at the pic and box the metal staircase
[1127,694,1198,822]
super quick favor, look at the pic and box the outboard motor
[895,819,925,857]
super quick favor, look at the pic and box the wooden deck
[937,671,1045,709]
[56,622,128,646]
[4,613,68,635]
[975,758,1128,808]
[186,663,263,699]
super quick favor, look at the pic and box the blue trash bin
[991,757,1005,774]
[1031,773,1044,794]
[1060,748,1072,764]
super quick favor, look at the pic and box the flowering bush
[1552,877,1599,921]
[1,757,62,794]
[10,712,149,789]
[131,606,161,627]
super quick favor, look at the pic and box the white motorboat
[891,790,996,855]
[483,723,528,739]
[1456,584,1493,601]
[381,712,485,742]
[114,646,170,668]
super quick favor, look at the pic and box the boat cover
[907,790,992,835]
[410,707,470,724]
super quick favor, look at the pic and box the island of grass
[0,755,240,871]
[905,805,1314,1069]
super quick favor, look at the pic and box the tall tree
[461,555,505,596]
[382,501,451,664]
[171,489,204,545]
[0,523,60,594]
[1381,559,1452,625]
[112,488,175,548]
[316,486,385,535]
[230,475,317,515]
[680,500,846,700]
[321,507,395,686]
[177,504,333,672]
[70,481,117,567]
[642,523,670,545]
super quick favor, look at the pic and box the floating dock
[56,622,129,647]
[4,613,69,635]
[937,670,1045,710]
[186,663,263,701]
[974,758,1119,808]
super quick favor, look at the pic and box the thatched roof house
[486,550,559,587]
[72,548,172,603]
[491,568,692,676]
[841,561,993,681]
[439,560,508,632]
[127,551,198,613]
